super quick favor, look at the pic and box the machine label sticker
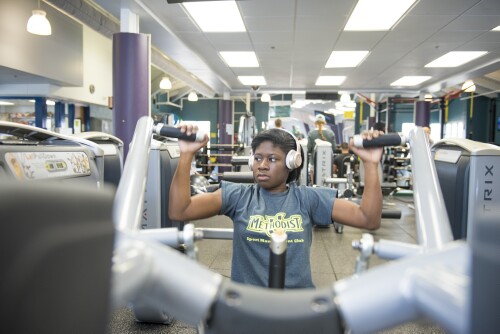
[5,152,91,180]
[246,213,304,241]
[434,149,461,164]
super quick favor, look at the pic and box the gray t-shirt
[221,181,336,288]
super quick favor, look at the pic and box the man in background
[274,118,283,129]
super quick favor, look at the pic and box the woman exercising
[169,125,383,289]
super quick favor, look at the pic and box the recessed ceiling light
[183,1,245,32]
[315,76,346,86]
[344,0,417,31]
[238,76,267,85]
[325,51,369,68]
[391,76,432,86]
[425,51,488,67]
[220,51,259,67]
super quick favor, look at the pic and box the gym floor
[108,194,446,333]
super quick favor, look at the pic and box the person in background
[274,118,283,129]
[307,114,336,161]
[169,125,383,289]
[372,122,386,132]
[292,125,304,140]
[333,142,353,177]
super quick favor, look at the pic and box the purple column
[112,32,150,158]
[35,97,47,129]
[54,102,65,128]
[68,104,75,133]
[414,101,430,127]
[83,106,91,132]
[218,100,233,173]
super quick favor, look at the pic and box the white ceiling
[89,0,500,100]
[2,0,499,103]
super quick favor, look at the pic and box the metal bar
[198,163,233,167]
[200,153,235,157]
[113,116,154,231]
[268,230,287,289]
[209,143,242,147]
[139,228,182,247]
[196,228,234,240]
[408,127,453,248]
[111,233,223,326]
[374,239,422,260]
[335,242,469,334]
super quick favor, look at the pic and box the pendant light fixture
[188,91,198,102]
[260,93,271,102]
[27,0,52,36]
[159,76,172,90]
[461,80,476,93]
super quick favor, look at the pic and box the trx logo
[247,212,304,237]
[483,164,494,212]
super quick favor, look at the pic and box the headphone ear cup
[286,150,302,170]
[248,155,254,170]
[294,151,303,169]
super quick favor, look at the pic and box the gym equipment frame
[111,117,498,333]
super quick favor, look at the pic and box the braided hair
[317,121,327,141]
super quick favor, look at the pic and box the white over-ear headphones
[248,128,303,170]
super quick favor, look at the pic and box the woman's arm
[331,130,383,230]
[168,124,222,222]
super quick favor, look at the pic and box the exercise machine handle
[353,133,407,148]
[268,229,287,289]
[154,123,207,142]
[381,210,402,219]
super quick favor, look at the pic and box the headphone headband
[275,128,300,153]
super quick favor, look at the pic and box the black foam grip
[158,125,196,141]
[353,133,405,148]
[268,251,286,289]
[381,210,402,219]
[157,125,205,141]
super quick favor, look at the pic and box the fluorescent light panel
[0,101,14,106]
[391,76,431,86]
[425,51,488,67]
[183,1,245,32]
[345,0,417,31]
[326,51,369,68]
[220,51,259,67]
[492,25,500,31]
[315,76,346,86]
[238,76,266,85]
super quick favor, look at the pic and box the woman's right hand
[349,129,384,165]
[177,123,209,154]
